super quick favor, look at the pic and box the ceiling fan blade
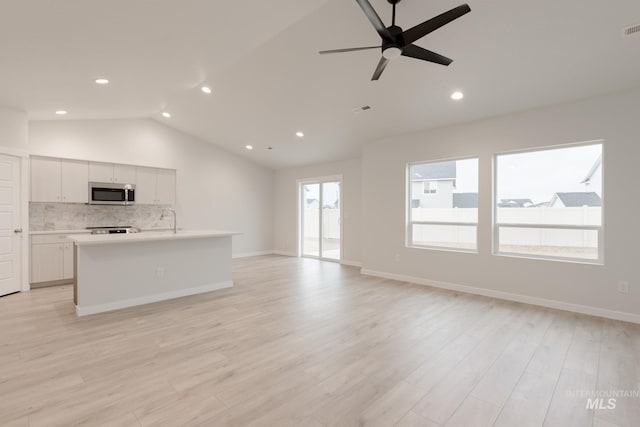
[371,56,390,81]
[401,44,452,66]
[319,46,380,55]
[355,0,394,43]
[402,4,471,46]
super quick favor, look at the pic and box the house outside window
[494,142,603,263]
[407,158,479,251]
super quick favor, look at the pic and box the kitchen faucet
[160,208,177,234]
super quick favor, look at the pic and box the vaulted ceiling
[1,0,639,168]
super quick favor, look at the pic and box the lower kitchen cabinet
[30,234,76,285]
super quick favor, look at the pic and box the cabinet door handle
[14,228,22,233]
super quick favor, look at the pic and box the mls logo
[586,398,617,410]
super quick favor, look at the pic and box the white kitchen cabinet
[156,169,176,205]
[90,162,137,184]
[60,159,88,203]
[135,167,176,205]
[30,243,64,283]
[62,243,74,280]
[135,166,157,204]
[31,157,61,202]
[89,162,114,183]
[114,165,136,184]
[30,235,76,285]
[32,156,174,205]
[31,157,88,203]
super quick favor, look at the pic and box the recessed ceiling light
[162,112,171,118]
[201,86,212,94]
[451,91,464,100]
[245,145,254,150]
[296,131,304,138]
[95,78,109,85]
[55,110,67,115]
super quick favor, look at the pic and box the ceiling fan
[320,0,471,80]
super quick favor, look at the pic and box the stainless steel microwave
[88,182,135,205]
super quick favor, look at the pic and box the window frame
[406,156,479,253]
[492,140,605,265]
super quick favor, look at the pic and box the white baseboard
[272,250,298,257]
[361,269,640,325]
[233,250,275,259]
[341,260,363,268]
[76,281,234,316]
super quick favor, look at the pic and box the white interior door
[0,154,21,296]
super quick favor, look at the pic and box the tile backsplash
[29,203,173,231]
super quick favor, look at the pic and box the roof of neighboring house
[531,201,551,207]
[453,193,478,208]
[498,198,533,208]
[411,161,456,181]
[553,192,602,207]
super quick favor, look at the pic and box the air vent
[352,105,372,114]
[622,23,640,38]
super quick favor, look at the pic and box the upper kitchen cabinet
[156,168,176,205]
[31,157,88,203]
[114,165,136,184]
[89,162,136,184]
[135,167,156,204]
[31,157,60,202]
[61,159,89,203]
[135,167,176,205]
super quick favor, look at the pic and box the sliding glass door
[302,183,321,257]
[300,179,341,261]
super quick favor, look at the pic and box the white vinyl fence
[411,207,601,252]
[303,208,340,238]
[305,207,601,255]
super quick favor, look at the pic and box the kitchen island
[70,230,239,316]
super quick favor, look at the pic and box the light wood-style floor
[1,255,639,427]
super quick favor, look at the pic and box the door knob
[14,228,22,233]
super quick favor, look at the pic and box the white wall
[28,119,274,256]
[0,106,28,150]
[274,158,361,264]
[362,90,640,318]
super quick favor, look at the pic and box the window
[423,181,438,194]
[494,142,603,263]
[407,158,479,251]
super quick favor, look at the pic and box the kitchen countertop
[29,229,92,235]
[29,227,175,236]
[69,229,240,246]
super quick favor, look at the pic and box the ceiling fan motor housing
[382,25,404,56]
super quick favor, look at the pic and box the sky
[303,181,340,206]
[496,144,601,204]
[412,144,601,205]
[453,158,478,193]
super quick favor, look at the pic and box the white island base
[70,231,238,316]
